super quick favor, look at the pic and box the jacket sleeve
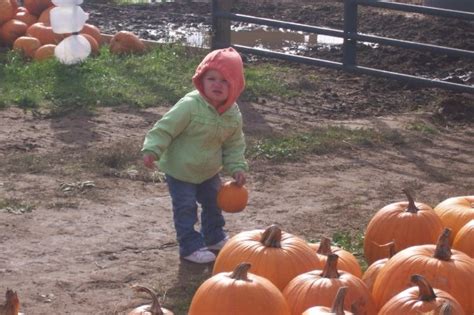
[141,99,192,159]
[222,115,248,175]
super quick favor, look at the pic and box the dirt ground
[1,1,474,314]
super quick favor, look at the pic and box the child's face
[202,69,229,106]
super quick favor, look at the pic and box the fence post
[343,0,358,67]
[212,0,232,50]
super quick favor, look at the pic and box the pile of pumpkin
[131,193,474,315]
[0,0,146,61]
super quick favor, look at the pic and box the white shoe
[207,236,229,251]
[183,248,216,264]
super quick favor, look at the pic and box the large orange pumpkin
[283,254,377,315]
[109,30,145,55]
[189,262,291,315]
[363,189,444,265]
[37,6,52,25]
[0,0,15,25]
[14,9,38,26]
[302,287,353,315]
[434,195,474,244]
[372,228,474,314]
[27,22,63,45]
[452,219,474,258]
[33,43,55,61]
[128,285,174,315]
[0,19,28,45]
[378,274,464,314]
[213,225,322,291]
[217,180,248,213]
[13,35,41,58]
[308,237,362,278]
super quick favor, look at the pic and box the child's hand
[143,154,156,169]
[232,171,246,187]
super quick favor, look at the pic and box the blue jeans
[165,174,227,257]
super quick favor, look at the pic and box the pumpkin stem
[261,225,282,248]
[331,286,348,315]
[321,253,340,279]
[3,289,20,315]
[316,237,333,255]
[439,302,453,315]
[131,285,164,315]
[229,262,251,281]
[372,241,397,258]
[433,228,452,261]
[402,189,419,213]
[410,274,437,302]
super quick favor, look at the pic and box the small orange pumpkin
[80,33,99,55]
[37,5,52,25]
[302,287,353,315]
[109,30,146,55]
[33,43,55,61]
[452,219,474,258]
[0,19,28,45]
[361,241,396,293]
[80,23,101,46]
[190,262,291,315]
[378,274,464,314]
[23,0,52,16]
[128,285,174,315]
[27,22,63,45]
[13,35,41,58]
[217,180,248,213]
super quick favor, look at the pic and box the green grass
[0,198,35,215]
[0,45,291,115]
[332,230,367,271]
[247,126,386,161]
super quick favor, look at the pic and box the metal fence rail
[211,0,474,93]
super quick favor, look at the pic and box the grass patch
[332,230,367,271]
[247,126,384,161]
[0,198,35,215]
[406,120,438,135]
[1,45,300,115]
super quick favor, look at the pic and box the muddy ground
[1,1,473,314]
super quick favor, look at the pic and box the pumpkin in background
[361,241,396,293]
[452,219,474,258]
[33,43,55,61]
[80,33,99,55]
[23,0,53,16]
[13,35,41,58]
[0,289,20,315]
[372,228,474,314]
[302,287,353,315]
[283,254,376,315]
[128,285,174,315]
[434,195,474,244]
[363,189,443,265]
[213,225,321,291]
[27,22,63,45]
[80,23,102,46]
[308,236,362,278]
[378,274,464,315]
[217,180,248,213]
[37,6,52,25]
[189,262,290,315]
[0,19,28,45]
[0,0,15,25]
[109,30,145,55]
[14,9,38,26]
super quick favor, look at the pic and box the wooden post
[211,0,232,50]
[343,0,357,67]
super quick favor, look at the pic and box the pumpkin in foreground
[212,225,321,291]
[452,219,474,258]
[434,195,474,244]
[378,274,464,314]
[128,285,173,315]
[302,287,353,315]
[189,262,290,315]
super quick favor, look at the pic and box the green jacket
[141,90,248,184]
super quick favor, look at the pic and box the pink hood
[192,47,245,114]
